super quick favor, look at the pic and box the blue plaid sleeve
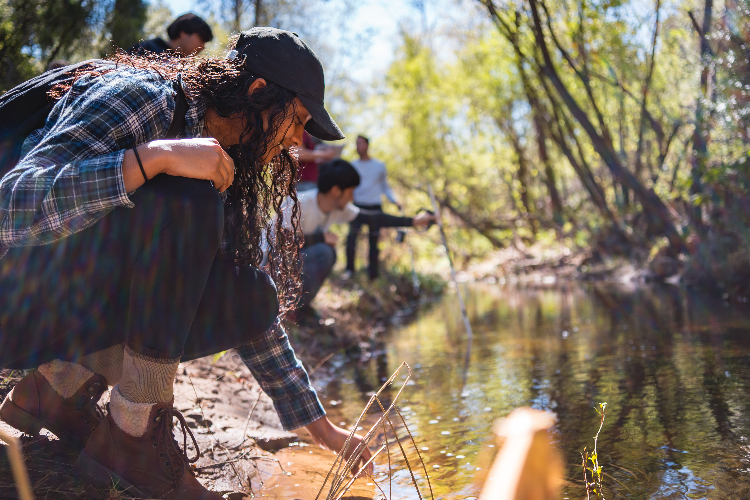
[0,69,176,250]
[235,324,326,431]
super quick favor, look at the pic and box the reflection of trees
[531,284,750,498]
[336,284,750,498]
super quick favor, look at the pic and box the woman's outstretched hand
[304,416,374,477]
[123,138,235,192]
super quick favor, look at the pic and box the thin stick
[427,185,474,340]
[185,364,244,481]
[0,429,34,500]
[309,352,335,375]
[400,206,421,294]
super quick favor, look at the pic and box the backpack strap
[165,76,188,139]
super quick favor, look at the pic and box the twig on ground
[184,363,245,486]
[230,389,263,450]
[309,352,335,375]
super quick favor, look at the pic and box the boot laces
[76,383,106,420]
[158,406,200,468]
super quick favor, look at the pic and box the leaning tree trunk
[527,0,686,253]
[254,0,265,26]
[511,41,564,228]
[498,117,536,236]
[689,0,714,226]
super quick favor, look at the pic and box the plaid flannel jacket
[0,67,325,431]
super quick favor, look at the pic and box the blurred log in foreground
[479,408,564,500]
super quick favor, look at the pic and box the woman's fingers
[218,146,235,191]
[205,139,231,192]
[348,445,374,476]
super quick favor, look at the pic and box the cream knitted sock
[118,346,179,404]
[76,344,124,386]
[109,385,160,437]
[36,360,95,399]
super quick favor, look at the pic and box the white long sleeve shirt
[351,158,399,206]
[279,189,359,236]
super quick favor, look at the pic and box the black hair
[167,14,214,43]
[47,59,69,71]
[318,159,361,193]
[357,135,369,145]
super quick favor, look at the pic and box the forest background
[2,0,749,295]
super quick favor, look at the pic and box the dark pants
[0,175,279,369]
[299,243,336,309]
[346,205,412,279]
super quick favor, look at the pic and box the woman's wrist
[139,142,169,178]
[304,416,335,446]
[122,142,168,192]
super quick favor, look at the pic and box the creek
[306,282,750,499]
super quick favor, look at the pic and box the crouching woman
[0,28,370,499]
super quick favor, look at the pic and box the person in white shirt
[346,135,401,279]
[279,159,433,318]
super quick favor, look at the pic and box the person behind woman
[129,13,213,56]
[0,28,370,499]
[278,159,434,321]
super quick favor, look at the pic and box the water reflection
[318,283,750,499]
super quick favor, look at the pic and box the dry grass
[0,434,138,500]
[316,362,434,500]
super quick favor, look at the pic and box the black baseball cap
[230,27,344,141]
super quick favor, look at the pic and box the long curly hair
[52,47,303,316]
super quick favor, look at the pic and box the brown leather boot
[76,399,221,499]
[0,369,106,448]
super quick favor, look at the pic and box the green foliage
[142,0,173,41]
[0,0,96,90]
[373,29,545,263]
[106,0,147,52]
[0,0,156,92]
[359,0,750,273]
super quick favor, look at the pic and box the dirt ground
[0,351,378,499]
[0,270,441,499]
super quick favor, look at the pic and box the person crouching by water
[280,159,435,323]
[0,28,371,499]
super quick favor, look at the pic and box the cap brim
[298,95,344,141]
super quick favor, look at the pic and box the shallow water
[315,282,750,499]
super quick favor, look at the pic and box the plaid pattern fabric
[0,67,326,430]
[235,323,326,431]
[0,67,205,258]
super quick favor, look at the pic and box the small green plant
[581,402,607,500]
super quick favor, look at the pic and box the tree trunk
[255,0,264,26]
[438,195,511,249]
[498,118,536,235]
[689,0,714,226]
[535,115,564,228]
[511,41,564,228]
[537,51,635,248]
[230,0,242,33]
